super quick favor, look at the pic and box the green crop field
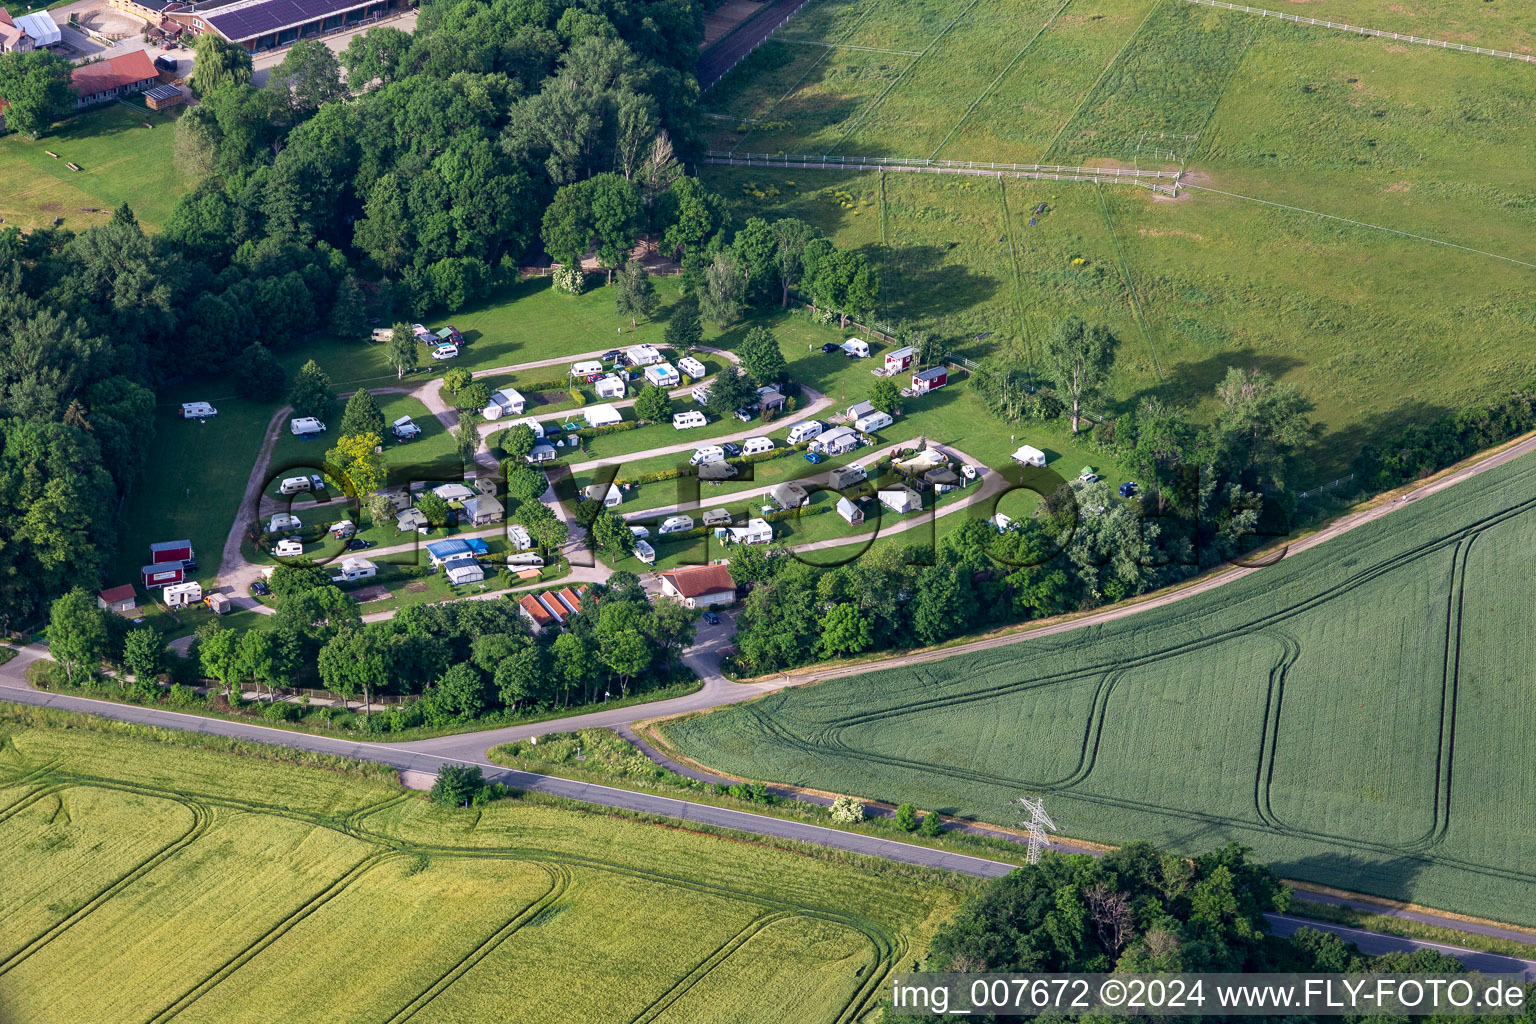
[700,0,1536,473]
[0,711,965,1023]
[664,450,1536,926]
[0,104,188,233]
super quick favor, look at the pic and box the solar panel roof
[203,0,374,41]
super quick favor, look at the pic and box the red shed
[149,539,193,564]
[141,563,185,589]
[883,345,916,373]
[912,366,948,393]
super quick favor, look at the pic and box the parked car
[251,580,270,596]
[431,344,459,360]
[805,451,825,464]
[309,473,326,490]
[601,349,622,363]
[348,539,377,551]
[181,558,199,572]
[1119,481,1139,498]
[722,442,741,457]
[820,343,841,353]
[702,610,721,625]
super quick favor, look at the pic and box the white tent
[1011,445,1047,467]
[15,11,61,46]
[584,404,624,428]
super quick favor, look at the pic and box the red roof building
[518,594,555,629]
[659,564,737,609]
[70,51,158,108]
[97,585,138,611]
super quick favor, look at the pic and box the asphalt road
[696,0,815,90]
[1265,915,1536,980]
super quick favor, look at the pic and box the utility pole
[1014,796,1056,865]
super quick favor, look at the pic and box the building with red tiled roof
[96,585,138,612]
[518,594,554,630]
[70,51,157,108]
[659,564,737,610]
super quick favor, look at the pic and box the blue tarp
[426,539,469,561]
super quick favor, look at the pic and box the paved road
[697,0,815,89]
[1265,914,1536,980]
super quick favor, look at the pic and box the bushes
[429,763,511,807]
[829,796,865,824]
[894,803,918,832]
[1351,386,1536,494]
[573,420,640,439]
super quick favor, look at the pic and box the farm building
[70,51,157,107]
[659,564,737,609]
[141,562,184,588]
[159,0,404,53]
[1011,445,1047,467]
[392,415,421,440]
[812,426,860,456]
[518,594,556,629]
[583,482,622,507]
[879,486,922,514]
[768,481,809,510]
[677,356,707,379]
[432,482,475,503]
[883,346,915,373]
[836,497,864,525]
[163,581,203,608]
[583,404,624,428]
[290,416,326,436]
[97,585,138,613]
[729,518,772,545]
[644,363,680,388]
[595,375,626,399]
[482,388,526,419]
[526,443,557,463]
[702,508,733,527]
[672,410,707,430]
[460,494,504,525]
[332,557,377,582]
[624,344,661,366]
[143,84,185,110]
[507,524,533,550]
[830,464,866,490]
[912,366,948,393]
[181,402,218,420]
[0,9,60,51]
[842,338,870,358]
[446,562,485,586]
[854,410,893,433]
[396,507,428,531]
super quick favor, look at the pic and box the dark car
[601,349,622,363]
[348,539,377,551]
[820,343,841,354]
[722,442,741,457]
[701,610,721,625]
[251,580,270,596]
[1119,481,1139,499]
[181,558,199,573]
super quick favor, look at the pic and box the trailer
[163,581,203,608]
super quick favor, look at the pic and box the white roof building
[677,355,707,378]
[14,11,60,46]
[432,483,476,502]
[290,416,325,435]
[507,417,546,438]
[625,344,662,366]
[482,388,526,419]
[595,375,626,399]
[644,363,681,387]
[583,483,622,507]
[583,404,624,428]
[728,518,773,545]
[879,486,922,514]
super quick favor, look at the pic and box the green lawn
[665,447,1536,927]
[0,103,187,232]
[0,708,968,1023]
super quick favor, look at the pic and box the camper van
[163,581,203,608]
[272,539,304,557]
[672,411,708,430]
[279,475,313,495]
[634,540,656,565]
[290,417,326,436]
[659,515,695,534]
[690,446,726,466]
[854,410,894,433]
[507,552,546,568]
[741,436,775,457]
[629,525,650,540]
[787,421,824,444]
[180,402,218,420]
[268,513,302,533]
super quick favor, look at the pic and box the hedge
[615,441,813,486]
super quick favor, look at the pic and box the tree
[340,25,413,89]
[772,218,818,307]
[542,180,594,269]
[501,424,537,462]
[918,810,944,837]
[818,602,872,659]
[829,796,864,824]
[197,622,242,696]
[704,367,754,420]
[589,173,641,282]
[453,411,483,465]
[268,563,331,598]
[288,359,335,422]
[422,662,491,724]
[663,293,703,352]
[328,275,368,337]
[551,631,594,707]
[894,803,919,832]
[729,217,779,304]
[869,378,900,415]
[1041,316,1119,434]
[366,493,396,530]
[121,626,163,686]
[270,38,344,113]
[430,764,485,807]
[0,50,73,137]
[700,252,743,328]
[338,388,386,441]
[633,382,672,423]
[1214,367,1311,487]
[189,32,253,96]
[506,465,547,502]
[614,258,658,326]
[47,589,108,683]
[514,500,569,551]
[591,508,636,556]
[597,622,649,696]
[735,326,786,387]
[325,432,384,497]
[416,490,452,527]
[234,343,286,401]
[660,177,728,259]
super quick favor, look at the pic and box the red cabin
[912,366,948,393]
[150,539,193,564]
[141,563,185,589]
[883,345,915,373]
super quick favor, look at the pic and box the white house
[290,416,326,436]
[812,426,860,455]
[446,562,486,586]
[268,513,301,532]
[482,388,526,419]
[392,415,421,440]
[583,483,622,508]
[836,497,864,525]
[842,338,870,358]
[624,344,662,366]
[659,564,736,609]
[644,362,681,388]
[595,375,626,399]
[854,410,894,433]
[332,557,378,582]
[1011,445,1047,468]
[507,524,533,550]
[729,518,773,545]
[677,356,707,379]
[508,417,546,439]
[583,404,624,428]
[659,514,695,534]
[879,486,922,514]
[672,410,708,430]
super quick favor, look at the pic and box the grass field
[663,448,1536,926]
[0,104,188,232]
[0,709,966,1023]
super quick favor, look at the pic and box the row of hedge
[616,441,814,486]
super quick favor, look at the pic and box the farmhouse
[460,494,504,525]
[677,356,707,379]
[883,345,916,373]
[911,366,948,393]
[595,375,626,399]
[624,344,661,366]
[583,482,622,507]
[836,497,864,525]
[879,486,922,514]
[482,388,526,419]
[70,51,157,108]
[158,0,404,53]
[644,363,681,388]
[659,564,737,609]
[518,594,556,629]
[97,585,138,613]
[583,404,624,428]
[768,481,809,510]
[829,464,866,490]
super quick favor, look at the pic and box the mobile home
[570,359,604,379]
[830,464,867,490]
[836,497,864,525]
[883,346,916,373]
[677,356,707,378]
[878,486,922,514]
[508,417,546,439]
[912,366,948,393]
[672,410,708,430]
[507,552,546,568]
[332,557,377,582]
[446,562,486,586]
[272,539,304,557]
[180,401,217,420]
[786,420,823,444]
[482,388,526,419]
[289,417,326,436]
[278,475,313,495]
[854,410,893,433]
[659,514,695,534]
[813,426,860,455]
[644,362,681,388]
[268,513,302,532]
[595,375,626,399]
[742,436,774,456]
[392,415,421,440]
[768,481,809,510]
[583,482,622,507]
[842,338,870,358]
[163,581,203,608]
[729,518,773,545]
[1011,445,1047,468]
[583,404,624,428]
[526,443,558,463]
[624,344,662,366]
[634,539,656,564]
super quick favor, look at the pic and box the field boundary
[1177,0,1536,63]
[1040,0,1166,163]
[775,38,922,56]
[703,152,1181,193]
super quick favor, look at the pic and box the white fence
[1179,0,1536,63]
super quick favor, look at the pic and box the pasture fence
[1178,0,1536,64]
[1297,474,1356,500]
[703,152,1182,194]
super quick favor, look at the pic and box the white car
[431,344,459,360]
